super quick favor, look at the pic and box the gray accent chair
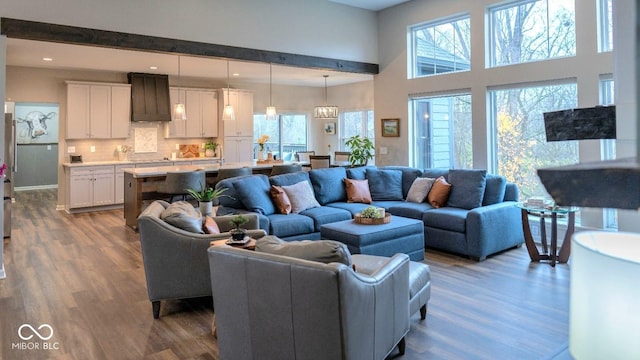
[137,200,266,319]
[208,246,410,360]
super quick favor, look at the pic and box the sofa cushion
[388,202,434,220]
[309,167,348,205]
[326,202,372,216]
[233,175,275,215]
[270,185,291,214]
[423,168,449,180]
[300,206,352,232]
[255,235,352,265]
[267,213,315,237]
[281,180,321,213]
[344,178,372,204]
[422,207,469,233]
[269,171,311,187]
[406,177,435,203]
[215,175,254,209]
[160,201,204,234]
[427,176,451,208]
[447,169,487,210]
[483,174,507,206]
[366,168,403,201]
[346,166,375,180]
[381,166,423,198]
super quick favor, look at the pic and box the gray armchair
[208,246,410,360]
[137,200,266,319]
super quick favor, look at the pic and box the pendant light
[173,56,186,121]
[222,60,236,121]
[266,63,277,121]
[314,75,339,119]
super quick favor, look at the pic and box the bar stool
[309,155,331,169]
[270,164,303,176]
[209,167,252,187]
[157,171,206,203]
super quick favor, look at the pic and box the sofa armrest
[466,201,524,260]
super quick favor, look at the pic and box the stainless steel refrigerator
[4,113,14,238]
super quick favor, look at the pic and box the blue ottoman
[320,215,425,261]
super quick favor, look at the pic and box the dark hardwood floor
[1,190,572,359]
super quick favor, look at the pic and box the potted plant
[344,135,375,167]
[186,184,229,216]
[204,140,218,157]
[229,214,249,241]
[361,206,383,219]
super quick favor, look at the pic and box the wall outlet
[379,146,388,155]
[67,146,76,153]
[90,146,96,153]
[175,144,180,150]
[47,145,52,151]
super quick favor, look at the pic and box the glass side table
[516,202,579,267]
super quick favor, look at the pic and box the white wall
[0,0,379,63]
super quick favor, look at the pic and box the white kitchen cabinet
[165,87,218,138]
[66,81,131,139]
[223,136,254,163]
[68,166,115,209]
[220,89,254,137]
[115,164,135,204]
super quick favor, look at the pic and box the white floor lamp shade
[570,231,640,360]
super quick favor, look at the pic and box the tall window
[489,0,576,67]
[489,83,578,200]
[339,110,374,150]
[409,15,471,78]
[410,93,472,169]
[253,113,307,161]
[600,76,617,229]
[598,0,614,52]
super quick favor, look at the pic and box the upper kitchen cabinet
[219,89,254,137]
[66,81,132,139]
[165,88,218,138]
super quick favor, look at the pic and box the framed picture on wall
[324,122,336,135]
[14,102,59,144]
[381,118,399,137]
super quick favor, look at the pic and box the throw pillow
[281,180,321,213]
[203,216,220,234]
[309,167,348,205]
[233,175,276,215]
[344,178,373,204]
[366,168,403,201]
[427,176,451,208]
[447,169,488,210]
[255,235,352,266]
[270,185,292,214]
[483,174,507,206]
[160,201,204,233]
[406,177,435,203]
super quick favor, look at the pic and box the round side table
[516,202,579,267]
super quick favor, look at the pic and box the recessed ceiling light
[149,66,158,70]
[42,57,53,62]
[233,73,240,77]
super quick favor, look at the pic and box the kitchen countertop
[122,161,304,177]
[61,157,221,167]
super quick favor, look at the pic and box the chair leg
[152,301,161,319]
[420,304,427,320]
[398,337,406,355]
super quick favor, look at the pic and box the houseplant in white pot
[204,140,218,157]
[344,135,375,167]
[186,184,229,216]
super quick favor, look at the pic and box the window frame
[338,110,374,152]
[253,112,308,161]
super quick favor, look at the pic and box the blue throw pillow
[346,166,375,180]
[366,168,403,201]
[382,166,423,198]
[269,171,311,187]
[447,169,487,210]
[483,174,507,206]
[309,167,347,205]
[233,175,275,215]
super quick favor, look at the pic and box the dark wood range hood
[127,73,172,122]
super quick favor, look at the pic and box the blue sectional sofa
[215,166,524,261]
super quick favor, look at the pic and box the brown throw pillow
[428,176,452,208]
[344,178,372,204]
[203,216,220,234]
[270,185,292,214]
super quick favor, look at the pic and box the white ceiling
[328,0,410,11]
[6,38,373,88]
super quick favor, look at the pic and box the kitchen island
[123,161,301,229]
